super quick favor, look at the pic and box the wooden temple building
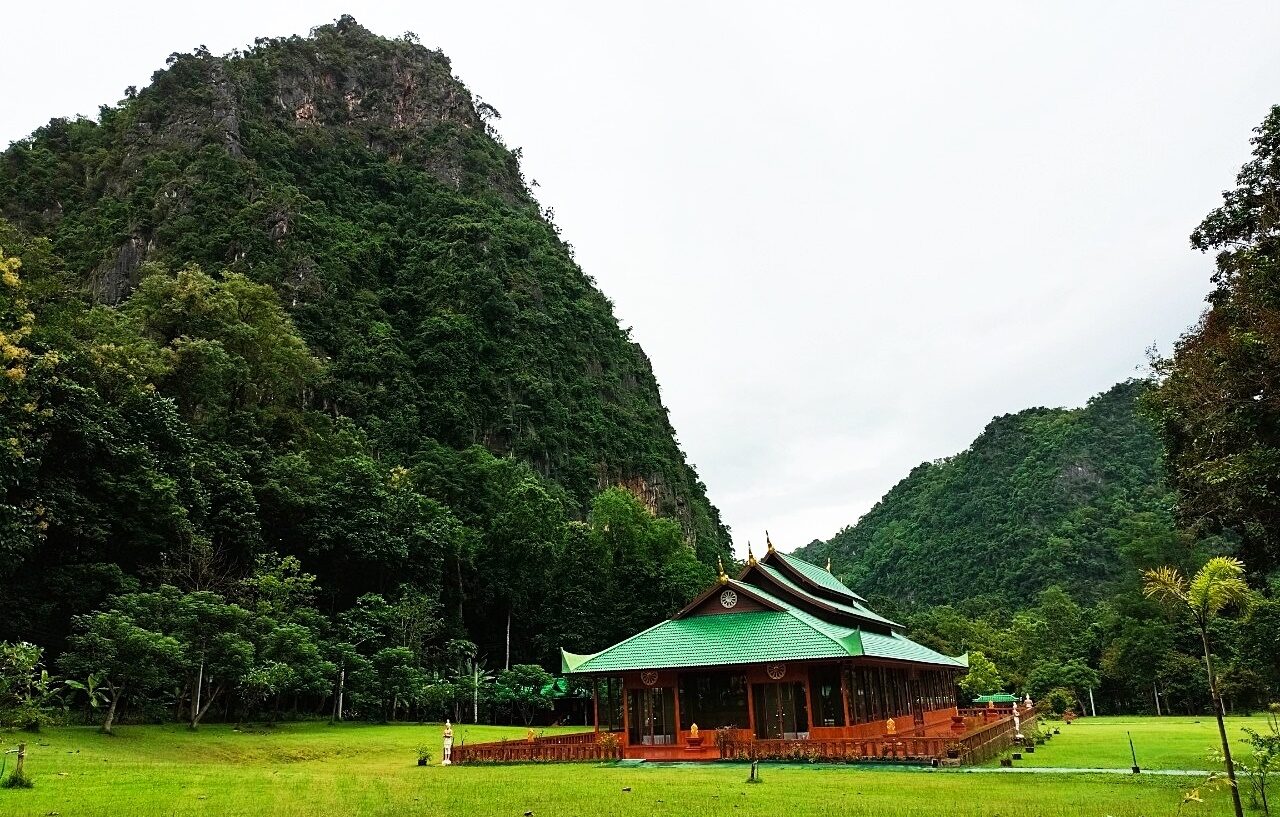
[449,539,1035,765]
[557,539,978,761]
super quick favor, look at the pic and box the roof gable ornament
[717,556,729,584]
[747,541,757,566]
[766,531,775,553]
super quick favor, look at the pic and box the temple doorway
[627,687,676,745]
[752,682,809,739]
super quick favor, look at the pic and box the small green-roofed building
[972,693,1020,704]
[560,537,969,759]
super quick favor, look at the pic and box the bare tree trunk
[331,665,345,723]
[455,558,465,621]
[1153,682,1161,716]
[505,610,511,672]
[1202,627,1244,817]
[101,684,123,735]
[190,684,223,729]
[190,658,204,730]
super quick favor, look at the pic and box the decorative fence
[450,709,1036,765]
[718,734,953,762]
[451,730,620,763]
[955,707,1037,765]
[717,707,1036,765]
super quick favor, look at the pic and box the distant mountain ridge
[795,381,1174,608]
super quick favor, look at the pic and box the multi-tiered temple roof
[563,543,967,674]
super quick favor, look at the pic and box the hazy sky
[5,2,1279,555]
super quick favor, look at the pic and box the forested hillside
[796,379,1280,714]
[797,381,1180,608]
[0,16,728,681]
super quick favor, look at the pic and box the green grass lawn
[1012,715,1258,770]
[0,719,1239,817]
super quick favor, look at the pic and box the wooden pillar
[801,667,814,736]
[746,682,756,737]
[592,679,600,733]
[670,673,682,746]
[621,677,630,748]
[840,663,852,731]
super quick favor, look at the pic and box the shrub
[595,733,621,755]
[1042,687,1076,715]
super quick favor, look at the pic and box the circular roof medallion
[640,671,659,687]
[719,589,738,609]
[766,663,787,680]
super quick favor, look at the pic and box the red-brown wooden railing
[955,706,1037,764]
[451,730,619,763]
[717,707,1036,765]
[451,709,1036,765]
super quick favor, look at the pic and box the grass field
[0,718,1245,817]
[1013,715,1259,771]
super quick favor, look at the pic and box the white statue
[442,719,454,766]
[1013,701,1022,740]
[1024,693,1033,709]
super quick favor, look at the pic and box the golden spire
[717,556,728,584]
[766,531,775,553]
[747,541,757,566]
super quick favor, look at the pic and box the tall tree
[1147,105,1280,575]
[1144,556,1253,817]
[957,652,1005,698]
[60,609,185,733]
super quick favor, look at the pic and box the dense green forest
[0,17,729,726]
[794,381,1280,715]
[797,380,1175,608]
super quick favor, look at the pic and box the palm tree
[1143,556,1251,817]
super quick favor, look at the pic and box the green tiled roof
[754,563,898,628]
[860,629,966,667]
[562,580,963,674]
[973,693,1019,704]
[560,651,595,673]
[777,551,864,600]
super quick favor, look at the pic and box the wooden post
[592,679,600,733]
[801,669,814,737]
[839,664,852,730]
[621,678,630,749]
[14,743,25,780]
[746,682,757,737]
[671,675,683,747]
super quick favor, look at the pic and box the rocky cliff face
[0,16,730,558]
[56,17,525,305]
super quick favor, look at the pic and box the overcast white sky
[5,1,1279,555]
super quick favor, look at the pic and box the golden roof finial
[826,556,832,573]
[747,541,757,566]
[766,531,775,552]
[717,556,728,584]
